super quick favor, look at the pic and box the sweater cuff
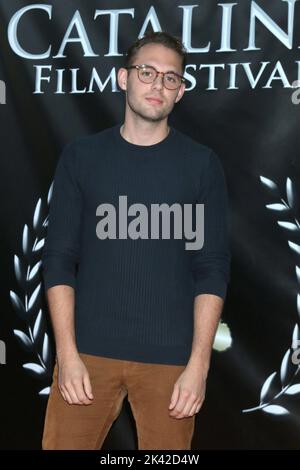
[194,277,228,300]
[41,255,77,291]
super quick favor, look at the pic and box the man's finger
[58,386,67,402]
[176,395,195,417]
[169,384,179,409]
[66,382,83,404]
[61,386,73,405]
[169,388,189,417]
[72,379,91,404]
[188,401,199,416]
[83,374,94,401]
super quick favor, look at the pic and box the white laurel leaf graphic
[33,198,42,230]
[23,363,45,375]
[39,387,51,395]
[280,349,291,387]
[33,309,42,340]
[13,330,32,350]
[28,283,41,311]
[296,266,300,284]
[28,261,41,281]
[9,291,26,319]
[260,372,277,405]
[243,175,300,415]
[297,294,300,320]
[286,178,294,209]
[277,221,298,231]
[292,324,300,348]
[284,384,300,395]
[14,255,24,283]
[22,224,29,255]
[47,182,53,206]
[262,405,289,415]
[260,176,278,191]
[265,203,288,211]
[288,241,300,256]
[42,333,49,364]
[213,321,232,351]
[33,238,45,252]
[11,192,54,395]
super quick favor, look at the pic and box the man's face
[118,43,186,123]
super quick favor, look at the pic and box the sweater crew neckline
[112,123,176,153]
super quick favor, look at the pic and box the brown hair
[124,31,187,74]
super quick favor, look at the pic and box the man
[41,31,231,450]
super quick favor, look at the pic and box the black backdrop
[1,0,300,450]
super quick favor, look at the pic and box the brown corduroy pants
[42,352,195,450]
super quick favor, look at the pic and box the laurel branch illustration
[9,183,54,396]
[243,176,300,415]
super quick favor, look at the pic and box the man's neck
[120,123,170,146]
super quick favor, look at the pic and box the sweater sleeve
[191,149,231,300]
[41,141,82,291]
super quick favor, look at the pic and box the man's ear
[174,83,186,104]
[117,68,128,91]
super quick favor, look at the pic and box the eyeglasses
[125,64,185,90]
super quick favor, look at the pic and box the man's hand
[57,354,94,405]
[168,364,206,419]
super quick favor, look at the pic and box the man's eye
[166,75,176,83]
[141,70,152,77]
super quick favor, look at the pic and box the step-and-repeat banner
[1,0,300,449]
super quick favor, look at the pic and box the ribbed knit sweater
[41,123,231,365]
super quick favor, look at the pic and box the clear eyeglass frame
[125,64,185,90]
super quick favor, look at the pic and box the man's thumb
[83,375,94,399]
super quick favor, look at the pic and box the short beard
[126,93,172,123]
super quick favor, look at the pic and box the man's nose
[152,72,164,89]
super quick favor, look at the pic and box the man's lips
[146,97,163,104]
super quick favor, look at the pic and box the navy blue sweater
[41,123,231,365]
